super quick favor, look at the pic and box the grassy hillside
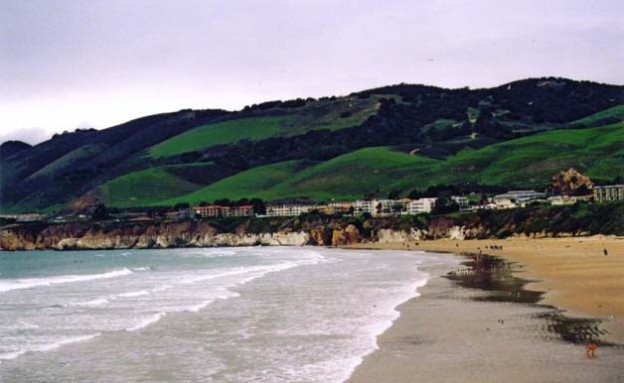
[149,116,293,159]
[99,167,201,208]
[159,161,302,205]
[27,143,109,180]
[0,109,227,213]
[570,105,624,127]
[389,121,624,190]
[266,148,437,200]
[149,96,382,158]
[156,122,624,204]
[429,121,624,186]
[157,148,437,204]
[3,78,623,213]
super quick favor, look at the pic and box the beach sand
[348,236,624,344]
[346,237,624,383]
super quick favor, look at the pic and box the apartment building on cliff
[594,185,624,202]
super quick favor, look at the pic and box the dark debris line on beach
[444,253,612,346]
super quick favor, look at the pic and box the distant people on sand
[585,343,599,357]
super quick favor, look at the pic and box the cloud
[0,0,622,145]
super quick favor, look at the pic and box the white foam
[183,288,241,313]
[343,272,430,382]
[117,290,150,298]
[152,284,173,293]
[4,320,40,331]
[0,268,133,293]
[183,249,237,258]
[120,260,316,326]
[176,263,298,286]
[204,249,237,257]
[132,267,150,271]
[126,313,166,332]
[0,333,101,363]
[70,288,151,307]
[184,299,217,313]
[70,298,110,307]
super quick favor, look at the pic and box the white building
[493,190,546,203]
[354,200,375,215]
[326,201,354,215]
[375,199,404,215]
[548,196,577,206]
[493,198,517,210]
[594,185,624,203]
[451,196,470,209]
[266,204,313,217]
[408,198,437,214]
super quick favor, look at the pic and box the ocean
[0,247,454,382]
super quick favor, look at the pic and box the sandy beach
[346,236,624,383]
[348,236,624,344]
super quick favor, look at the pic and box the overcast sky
[1,0,623,145]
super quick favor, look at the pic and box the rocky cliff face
[330,224,362,246]
[0,216,504,251]
[0,221,312,251]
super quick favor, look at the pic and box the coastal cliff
[0,219,410,250]
[2,202,623,250]
[0,221,313,251]
[0,217,477,251]
[0,219,550,251]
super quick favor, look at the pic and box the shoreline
[346,236,624,345]
[346,244,624,383]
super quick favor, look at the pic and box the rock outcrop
[376,229,409,243]
[0,219,488,251]
[4,201,608,251]
[331,224,361,246]
[0,221,310,251]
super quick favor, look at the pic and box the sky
[1,0,623,145]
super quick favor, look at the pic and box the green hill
[149,116,293,159]
[155,122,624,205]
[159,160,302,205]
[569,105,624,127]
[2,77,624,213]
[99,167,201,208]
[149,96,382,159]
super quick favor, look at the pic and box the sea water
[0,247,452,382]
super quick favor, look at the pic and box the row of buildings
[258,186,624,218]
[192,205,254,218]
[594,185,624,203]
[475,186,624,209]
[263,196,465,217]
[4,186,623,224]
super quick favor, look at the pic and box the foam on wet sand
[347,259,624,383]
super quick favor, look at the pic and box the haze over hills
[1,77,624,213]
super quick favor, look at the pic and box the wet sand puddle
[446,253,616,348]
